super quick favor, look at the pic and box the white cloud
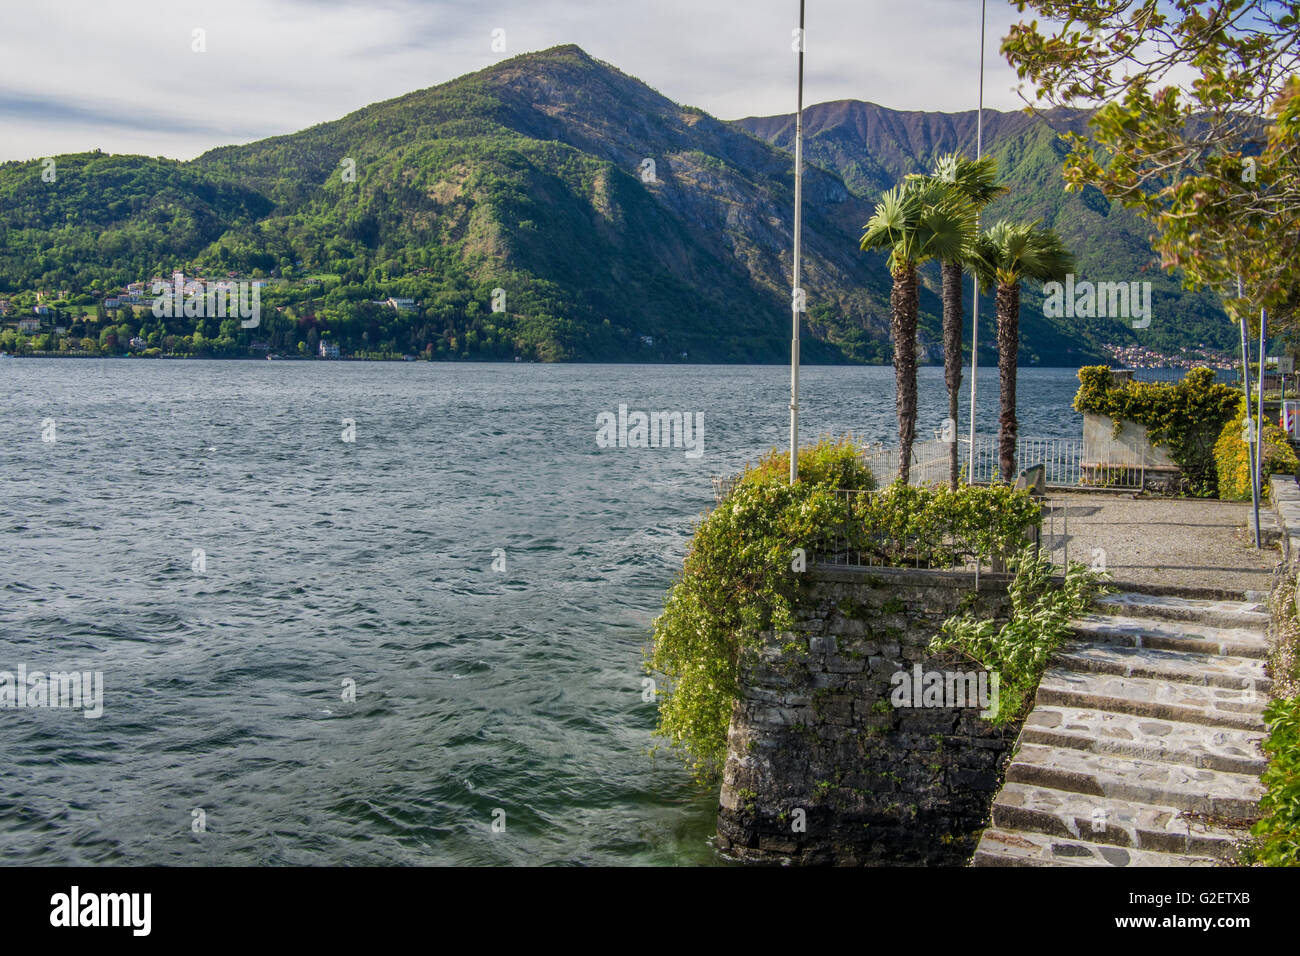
[0,0,1027,162]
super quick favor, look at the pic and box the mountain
[735,100,1236,361]
[0,45,1230,364]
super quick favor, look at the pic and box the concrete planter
[1081,413,1177,469]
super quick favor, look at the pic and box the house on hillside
[319,341,340,359]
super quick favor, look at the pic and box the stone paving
[1038,493,1275,595]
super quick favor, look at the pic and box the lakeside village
[0,270,463,361]
[1099,341,1236,372]
[0,273,1240,367]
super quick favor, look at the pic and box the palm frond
[972,219,1075,288]
[932,152,1007,208]
[861,178,977,272]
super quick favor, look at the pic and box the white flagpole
[966,0,986,482]
[790,0,806,483]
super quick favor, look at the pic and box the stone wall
[1269,475,1300,566]
[716,565,1020,865]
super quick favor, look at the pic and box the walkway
[1038,493,1274,596]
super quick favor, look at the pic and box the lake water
[0,360,1085,865]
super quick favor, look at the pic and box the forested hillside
[0,45,1230,363]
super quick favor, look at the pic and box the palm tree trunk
[892,263,919,484]
[996,281,1020,482]
[941,260,963,489]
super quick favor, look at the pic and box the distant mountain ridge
[0,45,1231,363]
[734,99,1235,361]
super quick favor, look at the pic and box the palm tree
[970,220,1074,481]
[910,154,1007,488]
[861,179,974,484]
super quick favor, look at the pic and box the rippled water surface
[0,360,1083,865]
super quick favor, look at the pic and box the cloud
[0,0,1027,162]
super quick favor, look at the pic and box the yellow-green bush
[1214,398,1299,500]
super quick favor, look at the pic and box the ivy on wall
[647,438,1044,783]
[1073,365,1241,496]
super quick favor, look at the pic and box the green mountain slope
[0,46,1227,364]
[735,100,1236,361]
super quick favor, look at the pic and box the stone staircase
[972,591,1271,866]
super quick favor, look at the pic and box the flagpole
[1238,276,1261,548]
[965,0,986,482]
[1255,305,1267,547]
[790,0,806,483]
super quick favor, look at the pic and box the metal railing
[817,490,1084,575]
[962,435,1174,489]
[711,474,740,502]
[816,488,1039,573]
[706,479,1084,576]
[1036,496,1073,568]
[710,433,1180,504]
[962,436,1086,486]
[864,436,1159,489]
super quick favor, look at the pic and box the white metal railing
[711,433,1181,502]
[961,436,1088,487]
[861,439,953,486]
[963,435,1179,490]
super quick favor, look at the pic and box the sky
[0,0,1031,163]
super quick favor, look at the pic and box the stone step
[989,782,1250,861]
[1037,668,1268,732]
[1020,705,1267,775]
[1005,743,1263,822]
[1070,613,1270,660]
[972,826,1223,866]
[1053,642,1272,694]
[1093,592,1269,630]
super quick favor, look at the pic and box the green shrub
[1074,365,1240,496]
[1244,571,1300,866]
[1213,397,1299,501]
[1250,696,1300,866]
[740,436,878,492]
[648,438,872,780]
[930,547,1107,725]
[845,482,1042,568]
[648,437,1043,782]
